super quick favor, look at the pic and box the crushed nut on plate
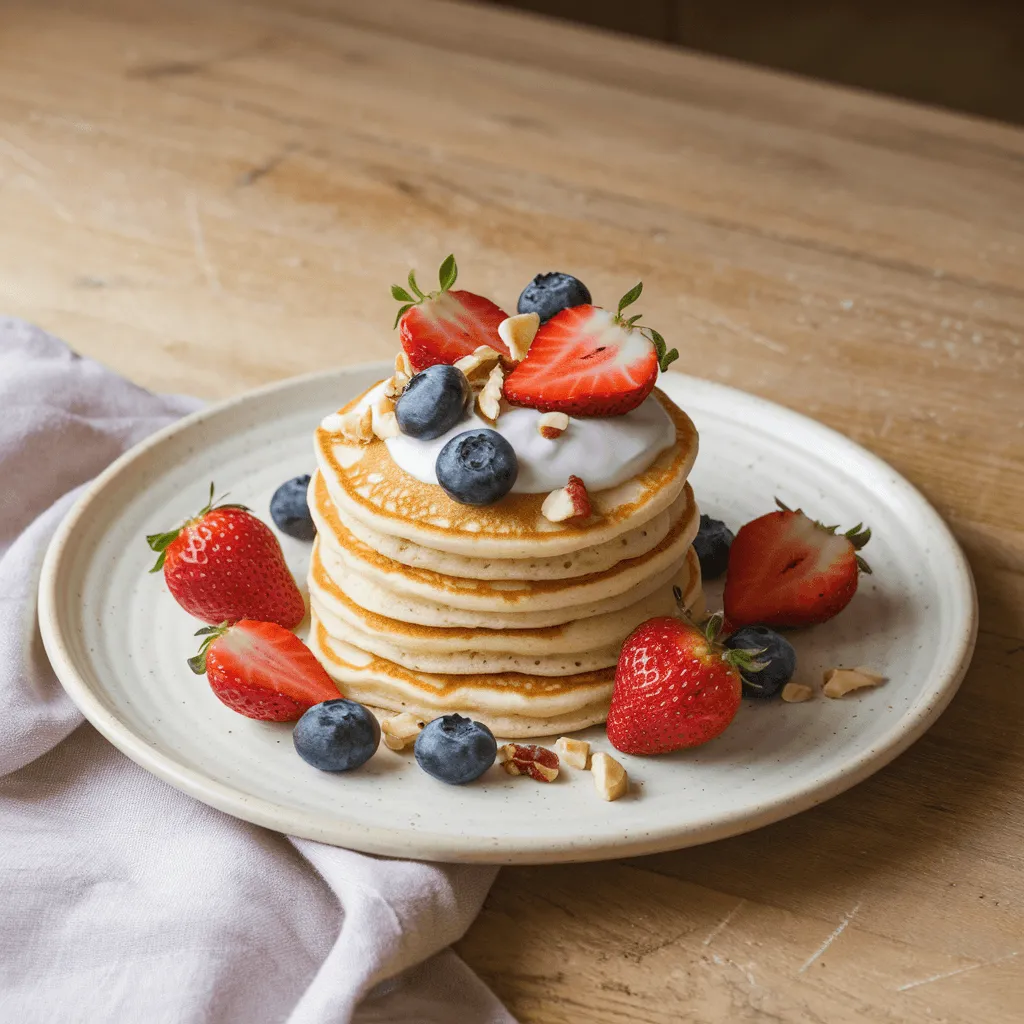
[497,312,540,362]
[497,743,559,782]
[537,411,569,440]
[381,712,425,751]
[554,736,590,769]
[781,682,814,703]
[321,405,374,444]
[477,363,504,422]
[541,475,592,523]
[591,752,628,801]
[822,666,887,698]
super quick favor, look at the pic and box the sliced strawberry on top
[189,619,340,722]
[723,500,872,628]
[392,254,509,371]
[502,282,678,417]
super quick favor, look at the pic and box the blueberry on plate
[693,514,734,579]
[516,272,591,323]
[415,714,497,785]
[435,428,518,505]
[269,474,316,541]
[395,364,472,440]
[293,699,381,771]
[724,626,796,699]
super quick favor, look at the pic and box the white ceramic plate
[38,366,977,864]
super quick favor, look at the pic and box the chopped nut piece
[381,712,425,751]
[371,395,400,439]
[541,475,593,523]
[454,345,502,384]
[591,752,628,801]
[555,736,590,769]
[538,412,569,440]
[323,405,373,443]
[477,364,504,422]
[497,312,540,361]
[395,351,413,377]
[497,742,559,782]
[781,682,814,703]
[822,666,887,698]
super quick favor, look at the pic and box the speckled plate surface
[38,365,977,864]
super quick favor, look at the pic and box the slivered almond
[323,405,373,443]
[381,712,425,751]
[555,736,590,769]
[477,363,504,422]
[497,312,540,361]
[538,412,569,440]
[395,351,413,377]
[822,666,887,698]
[541,475,592,523]
[591,752,628,801]
[371,395,400,439]
[454,345,502,384]
[781,682,814,703]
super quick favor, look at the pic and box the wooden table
[3,1,1022,1019]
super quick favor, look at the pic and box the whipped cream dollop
[375,384,676,494]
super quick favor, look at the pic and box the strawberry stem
[391,254,458,328]
[145,483,249,573]
[612,281,679,372]
[774,496,872,572]
[188,621,231,675]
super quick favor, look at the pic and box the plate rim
[37,366,979,863]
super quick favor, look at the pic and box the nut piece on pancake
[822,666,886,698]
[477,363,504,422]
[371,394,400,440]
[497,311,540,362]
[591,752,628,801]
[384,351,414,398]
[381,711,426,751]
[497,743,559,782]
[322,405,374,444]
[454,345,502,385]
[538,411,569,440]
[541,475,592,523]
[555,736,591,769]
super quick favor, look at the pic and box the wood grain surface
[2,1,1022,1020]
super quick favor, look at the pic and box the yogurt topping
[374,384,676,494]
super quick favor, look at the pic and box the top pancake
[315,385,698,558]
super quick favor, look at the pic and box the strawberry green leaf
[148,551,167,574]
[187,651,208,675]
[617,281,643,315]
[393,302,414,329]
[624,313,643,327]
[407,270,425,299]
[856,554,873,574]
[660,348,679,371]
[704,612,724,645]
[774,497,793,513]
[146,530,179,552]
[391,284,415,302]
[438,253,458,292]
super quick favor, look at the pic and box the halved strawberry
[723,500,872,628]
[502,282,678,417]
[392,254,509,370]
[189,619,340,721]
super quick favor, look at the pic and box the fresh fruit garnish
[391,254,510,371]
[516,271,592,324]
[147,485,305,628]
[188,619,339,721]
[724,625,796,699]
[607,613,764,755]
[724,499,872,628]
[497,743,559,782]
[435,428,518,506]
[414,714,497,785]
[395,364,472,439]
[692,514,734,580]
[270,474,316,542]
[293,698,381,771]
[503,282,679,417]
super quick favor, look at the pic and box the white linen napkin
[0,318,514,1024]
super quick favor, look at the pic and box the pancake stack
[307,384,704,738]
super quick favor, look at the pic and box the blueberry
[414,714,497,785]
[435,429,518,506]
[725,626,796,699]
[693,514,734,579]
[269,474,316,541]
[293,699,380,771]
[517,272,592,323]
[395,364,472,440]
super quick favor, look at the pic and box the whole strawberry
[147,484,305,628]
[724,499,871,628]
[189,619,340,721]
[607,614,763,755]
